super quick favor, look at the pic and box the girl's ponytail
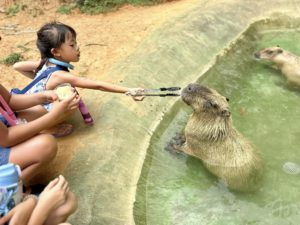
[35,58,47,74]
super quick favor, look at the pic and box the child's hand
[0,197,36,225]
[132,95,144,101]
[42,90,59,103]
[51,92,81,123]
[38,175,69,211]
[126,88,145,101]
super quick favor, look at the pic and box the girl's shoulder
[36,65,69,78]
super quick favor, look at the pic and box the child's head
[36,21,79,63]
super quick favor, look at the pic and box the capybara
[168,83,263,192]
[254,46,300,87]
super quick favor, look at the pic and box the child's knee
[35,134,57,161]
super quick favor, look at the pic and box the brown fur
[174,83,263,192]
[254,46,300,87]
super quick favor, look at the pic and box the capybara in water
[254,46,300,87]
[168,83,263,192]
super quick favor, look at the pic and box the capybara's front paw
[173,132,186,146]
[164,133,186,154]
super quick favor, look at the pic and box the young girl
[0,175,77,225]
[13,21,144,117]
[0,83,80,186]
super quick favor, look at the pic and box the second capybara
[254,46,300,87]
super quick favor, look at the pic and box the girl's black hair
[36,21,77,72]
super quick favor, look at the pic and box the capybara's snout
[182,83,211,96]
[182,83,199,93]
[254,52,261,59]
[181,83,213,106]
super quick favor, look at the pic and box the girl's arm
[49,71,131,93]
[0,107,63,147]
[13,61,40,79]
[9,91,58,111]
[0,93,80,147]
[0,197,37,225]
[0,84,57,111]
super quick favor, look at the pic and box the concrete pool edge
[134,12,300,225]
[131,10,300,225]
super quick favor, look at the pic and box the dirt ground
[0,0,198,88]
[0,0,198,179]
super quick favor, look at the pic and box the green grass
[59,0,166,14]
[6,4,27,16]
[57,4,77,14]
[1,53,23,65]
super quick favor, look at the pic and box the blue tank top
[26,64,68,112]
[0,115,9,127]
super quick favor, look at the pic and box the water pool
[134,17,300,225]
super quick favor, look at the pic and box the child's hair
[36,21,76,72]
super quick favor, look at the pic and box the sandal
[52,123,74,138]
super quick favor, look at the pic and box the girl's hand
[38,175,69,211]
[126,88,145,101]
[50,92,81,123]
[132,95,144,101]
[42,90,59,103]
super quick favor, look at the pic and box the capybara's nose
[254,52,260,58]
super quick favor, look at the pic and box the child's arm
[9,91,58,111]
[50,71,131,93]
[0,84,57,111]
[0,93,80,147]
[13,61,40,79]
[0,197,37,225]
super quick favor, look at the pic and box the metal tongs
[126,87,181,97]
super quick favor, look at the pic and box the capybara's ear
[277,49,283,54]
[221,109,231,117]
[226,97,230,102]
[277,45,280,47]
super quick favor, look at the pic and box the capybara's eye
[187,86,192,91]
[266,50,273,54]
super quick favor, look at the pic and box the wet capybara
[254,46,300,87]
[169,83,263,192]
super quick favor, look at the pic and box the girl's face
[53,32,80,63]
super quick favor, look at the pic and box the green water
[134,21,300,225]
